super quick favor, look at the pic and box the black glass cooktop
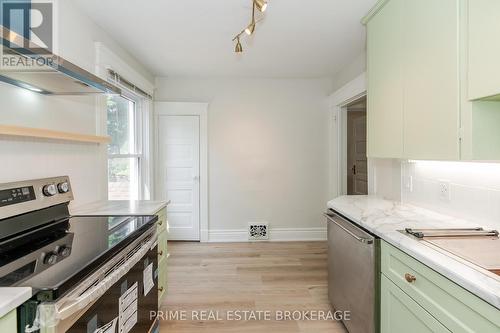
[20,214,157,299]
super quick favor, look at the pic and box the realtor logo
[1,0,56,70]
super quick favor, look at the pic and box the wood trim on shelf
[0,124,111,144]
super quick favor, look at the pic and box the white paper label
[122,311,138,333]
[119,282,138,333]
[93,317,117,333]
[143,263,154,296]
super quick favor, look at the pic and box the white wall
[0,0,153,208]
[371,158,401,200]
[402,160,500,229]
[331,51,367,93]
[155,77,332,240]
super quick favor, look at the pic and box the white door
[158,115,200,240]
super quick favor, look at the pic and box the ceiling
[74,0,376,78]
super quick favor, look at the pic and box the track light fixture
[245,21,255,35]
[245,4,256,35]
[254,0,268,12]
[232,0,269,53]
[235,36,243,53]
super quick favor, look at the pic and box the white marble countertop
[0,287,31,318]
[328,195,500,310]
[71,200,170,216]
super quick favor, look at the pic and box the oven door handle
[35,229,157,329]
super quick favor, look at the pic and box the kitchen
[0,0,499,332]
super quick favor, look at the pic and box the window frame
[106,88,147,200]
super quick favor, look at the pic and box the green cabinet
[381,241,500,333]
[0,310,17,333]
[156,207,168,307]
[364,0,500,160]
[401,0,460,160]
[365,0,460,160]
[468,0,500,101]
[381,275,450,333]
[366,0,403,158]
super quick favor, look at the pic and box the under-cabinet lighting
[407,160,500,189]
[26,86,43,93]
[17,82,45,93]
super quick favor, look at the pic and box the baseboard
[207,227,327,242]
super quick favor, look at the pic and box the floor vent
[248,223,269,240]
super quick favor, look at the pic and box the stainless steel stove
[0,176,160,333]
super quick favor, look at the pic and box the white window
[107,93,143,200]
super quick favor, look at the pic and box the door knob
[193,175,199,181]
[351,164,357,175]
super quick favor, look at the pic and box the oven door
[65,244,158,333]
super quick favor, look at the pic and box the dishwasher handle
[324,212,374,244]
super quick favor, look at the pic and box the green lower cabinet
[381,275,450,333]
[158,256,168,304]
[0,310,17,333]
[156,207,168,307]
[381,240,500,333]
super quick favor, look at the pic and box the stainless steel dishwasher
[325,208,379,333]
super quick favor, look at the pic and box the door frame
[154,102,209,242]
[329,72,375,197]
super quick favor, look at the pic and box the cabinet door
[158,256,168,305]
[402,0,460,160]
[0,310,17,333]
[381,275,451,333]
[366,0,404,158]
[468,0,500,100]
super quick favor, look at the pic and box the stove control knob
[58,246,71,258]
[42,184,57,197]
[44,253,58,265]
[57,182,70,193]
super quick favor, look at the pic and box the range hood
[0,26,121,95]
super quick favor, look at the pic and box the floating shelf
[0,124,111,144]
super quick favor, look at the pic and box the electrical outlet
[405,176,413,192]
[438,181,451,202]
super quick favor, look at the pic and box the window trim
[107,88,148,200]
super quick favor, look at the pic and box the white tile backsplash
[402,160,500,229]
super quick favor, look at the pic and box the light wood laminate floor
[159,241,348,333]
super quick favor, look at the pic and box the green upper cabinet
[365,0,460,160]
[402,0,460,160]
[366,0,404,158]
[468,0,500,101]
[462,0,500,160]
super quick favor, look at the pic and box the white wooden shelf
[0,125,111,144]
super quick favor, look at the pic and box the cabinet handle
[158,286,164,292]
[158,250,163,256]
[405,273,417,283]
[158,220,163,226]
